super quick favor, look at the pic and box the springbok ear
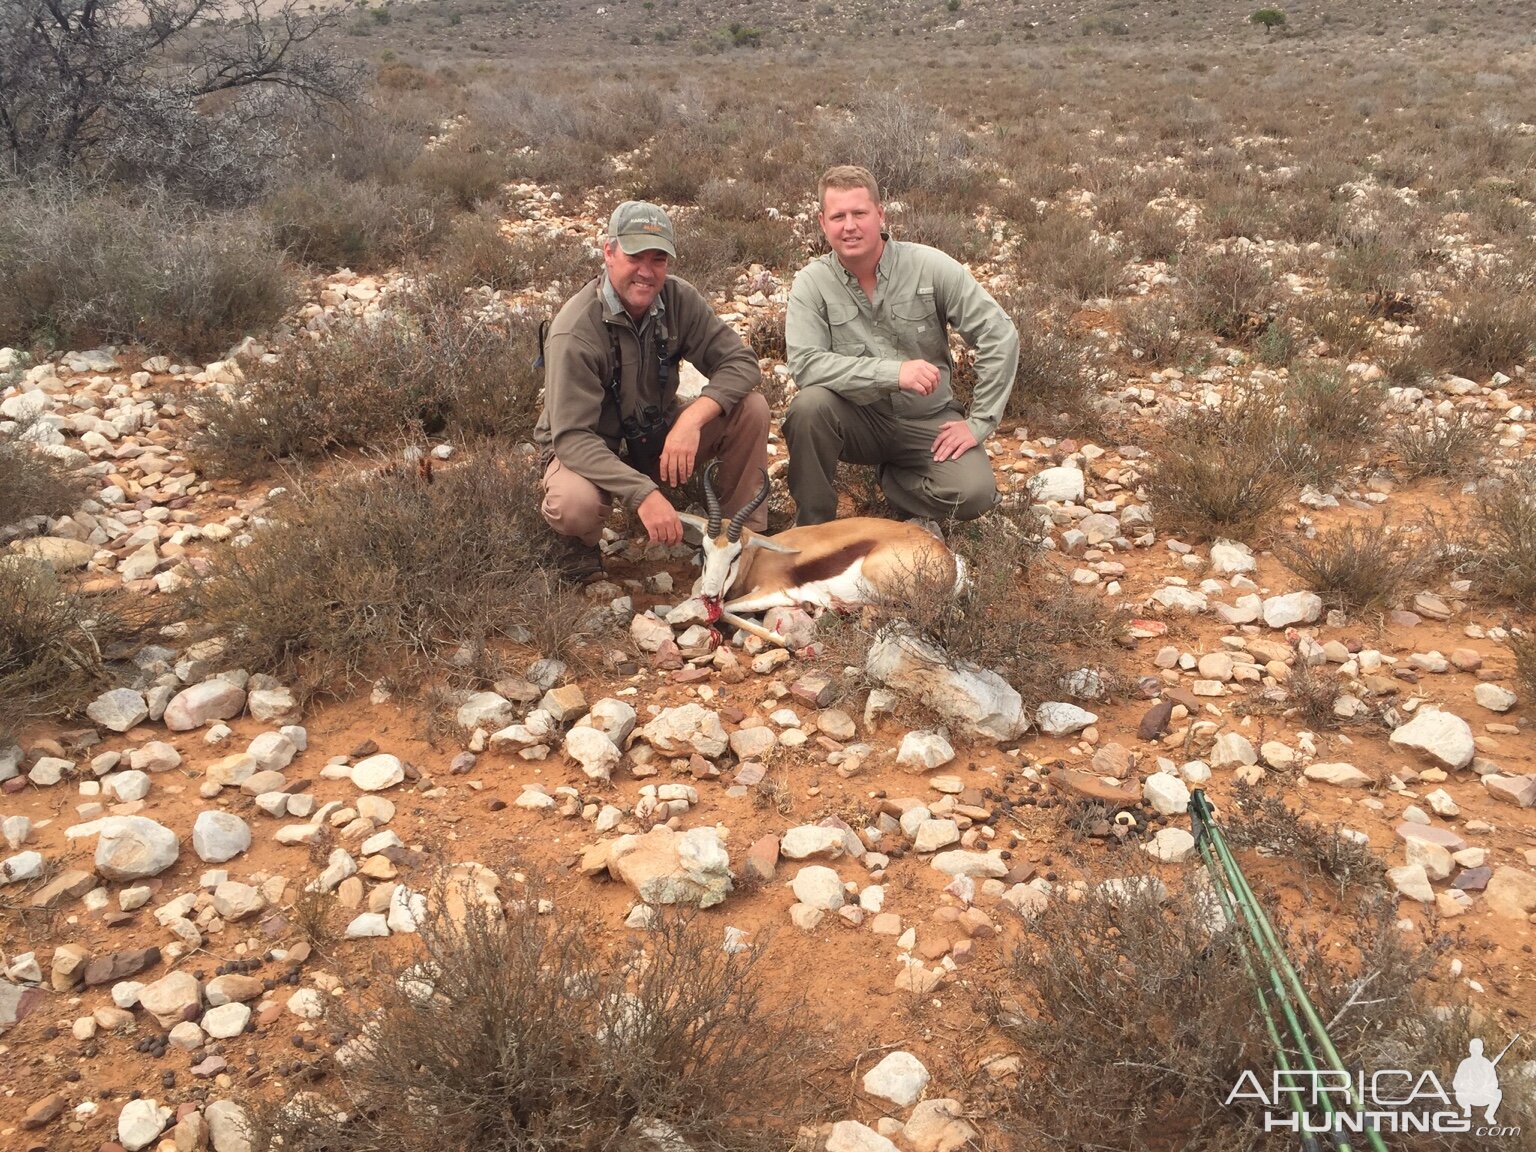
[677,512,713,540]
[747,535,800,554]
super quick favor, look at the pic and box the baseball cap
[607,201,677,257]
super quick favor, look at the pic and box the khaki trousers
[783,387,998,525]
[541,393,770,546]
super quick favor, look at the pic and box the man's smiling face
[819,185,886,266]
[603,242,670,318]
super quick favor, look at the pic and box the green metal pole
[1191,790,1389,1152]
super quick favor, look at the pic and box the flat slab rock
[1051,768,1142,810]
[1394,822,1467,852]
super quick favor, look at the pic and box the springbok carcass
[678,465,965,647]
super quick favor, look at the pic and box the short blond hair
[818,165,881,210]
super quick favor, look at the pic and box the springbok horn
[726,468,772,542]
[701,462,723,537]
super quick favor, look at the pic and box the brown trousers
[541,393,770,546]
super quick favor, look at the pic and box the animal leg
[722,589,801,615]
[719,611,789,648]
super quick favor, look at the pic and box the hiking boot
[551,535,604,584]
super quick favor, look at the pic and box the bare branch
[0,0,359,184]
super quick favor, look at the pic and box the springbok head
[679,464,795,608]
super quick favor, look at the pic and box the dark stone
[1161,685,1202,713]
[1136,699,1175,741]
[19,1092,65,1129]
[348,739,378,759]
[83,946,161,987]
[191,1055,228,1078]
[1452,866,1492,892]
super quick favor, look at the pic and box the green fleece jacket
[533,275,761,507]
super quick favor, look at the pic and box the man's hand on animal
[637,489,684,545]
[898,359,941,396]
[930,420,979,463]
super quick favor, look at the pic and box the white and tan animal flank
[680,466,964,645]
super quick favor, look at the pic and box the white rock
[826,1120,899,1152]
[87,688,150,733]
[456,692,515,731]
[1259,741,1295,770]
[1209,539,1257,576]
[930,850,1008,878]
[1145,827,1197,863]
[103,769,151,802]
[28,756,70,785]
[790,865,845,910]
[1210,732,1258,768]
[1389,709,1475,770]
[388,885,426,933]
[1304,762,1372,788]
[1484,774,1536,807]
[247,731,297,772]
[192,811,252,863]
[1473,683,1517,713]
[865,628,1028,741]
[1143,772,1190,817]
[163,680,246,730]
[1034,702,1098,737]
[1405,840,1453,882]
[1262,591,1322,628]
[1425,788,1460,817]
[247,687,299,724]
[564,726,620,781]
[345,912,390,938]
[639,704,728,757]
[206,1099,253,1152]
[201,1002,251,1039]
[351,753,404,791]
[1096,875,1168,907]
[862,1049,930,1107]
[896,730,955,770]
[1,850,44,884]
[286,988,325,1019]
[118,1097,171,1151]
[1150,585,1208,614]
[138,970,202,1026]
[913,819,961,853]
[584,698,638,744]
[1030,465,1085,503]
[780,826,847,860]
[130,740,181,772]
[2,814,30,849]
[1388,862,1435,903]
[95,816,179,879]
[631,612,674,651]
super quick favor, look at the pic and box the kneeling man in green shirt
[785,165,1020,525]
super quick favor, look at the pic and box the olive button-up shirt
[785,239,1020,443]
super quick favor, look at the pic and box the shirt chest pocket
[826,302,867,354]
[891,288,946,361]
